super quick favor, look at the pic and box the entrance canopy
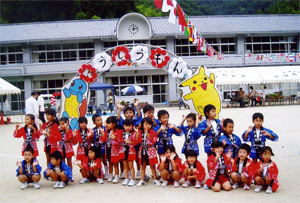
[90,81,114,91]
[213,66,300,85]
[0,78,21,95]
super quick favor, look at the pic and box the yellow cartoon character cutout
[179,66,221,118]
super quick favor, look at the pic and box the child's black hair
[24,145,34,155]
[252,112,264,121]
[141,117,153,132]
[238,143,251,154]
[92,114,101,122]
[157,110,169,119]
[185,149,197,159]
[164,144,176,154]
[45,108,59,125]
[260,146,274,156]
[59,117,69,124]
[211,140,223,149]
[203,104,216,118]
[186,113,196,121]
[106,116,117,124]
[88,146,99,159]
[51,150,62,160]
[124,106,135,114]
[143,104,154,114]
[123,119,133,126]
[223,118,234,128]
[78,116,88,124]
[24,114,38,131]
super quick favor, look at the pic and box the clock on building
[128,24,139,36]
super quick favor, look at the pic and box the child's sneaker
[112,176,120,183]
[182,180,191,188]
[136,171,141,179]
[120,172,125,179]
[103,173,109,180]
[107,175,113,182]
[244,184,250,190]
[232,183,238,189]
[174,181,180,188]
[195,180,201,189]
[58,181,65,188]
[128,179,136,187]
[97,178,104,184]
[254,185,263,193]
[161,180,168,187]
[154,179,160,186]
[144,174,150,182]
[33,182,40,189]
[136,180,144,187]
[79,178,89,184]
[122,179,129,186]
[204,184,210,190]
[53,181,60,189]
[20,182,29,190]
[266,186,273,194]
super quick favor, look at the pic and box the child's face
[238,149,248,161]
[93,117,103,127]
[159,114,169,125]
[165,149,171,160]
[59,121,67,131]
[125,110,135,119]
[24,151,33,163]
[253,117,263,129]
[25,116,33,126]
[46,114,55,122]
[145,110,154,119]
[186,118,196,128]
[88,150,96,160]
[224,123,234,135]
[261,150,272,163]
[213,146,224,155]
[50,157,59,166]
[79,122,87,129]
[106,122,116,130]
[207,109,216,119]
[143,121,152,131]
[124,124,133,132]
[187,156,196,165]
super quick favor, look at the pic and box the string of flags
[154,0,224,60]
[246,53,300,62]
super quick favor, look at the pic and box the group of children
[14,101,279,194]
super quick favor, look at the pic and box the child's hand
[27,124,33,129]
[206,120,212,128]
[216,152,221,159]
[144,112,149,118]
[160,125,166,131]
[168,123,174,129]
[55,168,61,174]
[197,114,202,121]
[182,114,186,121]
[111,134,116,140]
[160,155,166,162]
[226,150,232,159]
[33,160,39,166]
[133,126,138,132]
[134,99,139,107]
[221,118,225,127]
[246,162,250,168]
[46,169,51,176]
[262,130,271,137]
[247,126,252,132]
[170,152,176,160]
[192,168,197,173]
[16,161,22,167]
[184,162,189,168]
[125,139,131,144]
[15,124,19,130]
[90,162,96,168]
[222,139,227,146]
[73,160,81,166]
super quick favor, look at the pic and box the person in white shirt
[25,92,39,119]
[37,92,46,123]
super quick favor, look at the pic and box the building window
[245,36,298,54]
[33,79,67,99]
[31,42,94,63]
[10,81,25,111]
[175,37,236,56]
[0,46,23,65]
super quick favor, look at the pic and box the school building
[0,13,300,113]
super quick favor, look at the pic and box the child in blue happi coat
[16,145,42,190]
[219,118,242,159]
[44,150,72,189]
[242,112,278,163]
[199,104,223,155]
[179,113,201,156]
[117,99,142,127]
[155,110,181,155]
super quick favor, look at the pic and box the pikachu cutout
[179,66,221,118]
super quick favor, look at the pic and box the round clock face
[128,24,139,36]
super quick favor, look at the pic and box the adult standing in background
[107,92,114,113]
[37,92,46,123]
[25,92,39,118]
[248,86,257,107]
[238,88,245,108]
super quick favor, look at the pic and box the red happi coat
[41,122,60,154]
[182,160,206,182]
[103,128,124,163]
[232,157,256,184]
[158,157,183,173]
[205,153,231,187]
[137,129,158,165]
[256,160,279,192]
[14,126,40,157]
[82,157,102,173]
[57,129,75,158]
[120,130,139,161]
[74,128,92,161]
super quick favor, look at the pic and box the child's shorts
[216,174,230,185]
[87,169,102,180]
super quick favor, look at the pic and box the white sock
[105,165,109,174]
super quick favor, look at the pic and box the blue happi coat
[43,161,72,180]
[179,125,202,155]
[199,119,223,153]
[219,133,242,158]
[16,159,42,176]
